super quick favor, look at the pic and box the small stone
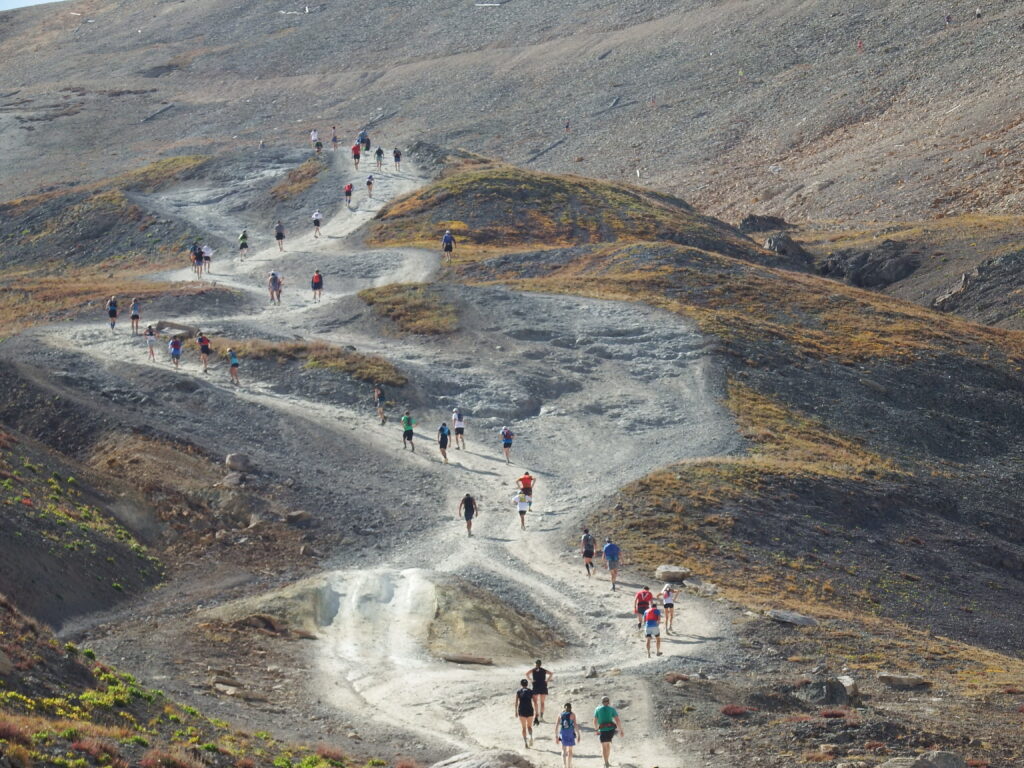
[225,453,254,472]
[584,665,598,678]
[286,510,313,527]
[767,609,819,627]
[213,683,238,696]
[221,471,244,487]
[878,673,932,690]
[655,564,692,582]
[300,544,320,558]
[837,675,859,698]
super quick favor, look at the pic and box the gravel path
[31,149,742,766]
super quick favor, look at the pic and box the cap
[663,583,672,592]
[445,229,452,234]
[606,537,612,542]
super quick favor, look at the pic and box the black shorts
[454,427,464,435]
[443,243,453,252]
[130,314,140,320]
[108,310,117,318]
[200,345,211,355]
[403,429,414,440]
[203,255,211,262]
[313,219,321,226]
[345,190,352,196]
[439,438,449,449]
[532,684,548,696]
[583,550,594,559]
[275,233,285,241]
[239,243,248,250]
[599,729,616,743]
[230,363,239,369]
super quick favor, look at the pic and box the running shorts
[582,550,594,559]
[403,429,414,440]
[454,427,464,435]
[645,626,660,637]
[599,728,616,743]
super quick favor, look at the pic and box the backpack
[582,533,595,549]
[559,712,573,731]
[501,428,513,440]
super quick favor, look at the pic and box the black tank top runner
[516,687,534,714]
[531,667,548,686]
[463,496,476,514]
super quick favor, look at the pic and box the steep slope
[2,0,1024,223]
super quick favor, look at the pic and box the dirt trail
[39,148,742,767]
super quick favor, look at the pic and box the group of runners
[514,665,624,768]
[189,241,214,277]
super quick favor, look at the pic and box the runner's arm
[614,715,623,736]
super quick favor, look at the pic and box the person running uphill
[393,147,402,171]
[238,229,249,259]
[311,270,324,303]
[144,325,158,360]
[267,272,283,305]
[366,174,374,198]
[105,296,118,330]
[513,489,530,530]
[168,336,182,369]
[196,331,212,374]
[603,537,621,590]
[373,385,387,425]
[517,471,535,510]
[351,143,361,169]
[581,528,596,577]
[344,183,353,206]
[515,679,535,748]
[458,493,477,536]
[660,584,676,633]
[401,410,415,451]
[437,422,451,464]
[441,229,455,263]
[227,347,240,385]
[643,602,663,658]
[128,298,140,335]
[634,585,654,630]
[374,146,384,171]
[500,425,514,464]
[312,210,322,238]
[555,703,581,768]
[526,661,552,724]
[274,221,286,252]
[593,696,624,768]
[451,407,466,449]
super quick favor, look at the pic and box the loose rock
[878,672,932,690]
[767,609,819,627]
[655,564,692,582]
[225,453,254,472]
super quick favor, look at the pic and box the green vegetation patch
[270,157,327,202]
[220,338,406,386]
[358,283,457,334]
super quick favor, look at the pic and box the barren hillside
[2,0,1024,224]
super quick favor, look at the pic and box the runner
[374,146,384,171]
[515,679,535,748]
[238,229,249,259]
[660,584,676,633]
[458,492,477,536]
[357,128,368,147]
[393,147,402,171]
[500,425,514,464]
[267,272,283,305]
[373,384,387,425]
[516,471,535,510]
[167,336,182,369]
[366,174,374,198]
[401,410,415,451]
[196,331,212,374]
[513,489,530,530]
[643,601,663,658]
[189,241,203,277]
[312,209,322,238]
[330,126,339,151]
[437,422,451,464]
[227,347,240,385]
[105,296,118,330]
[555,703,581,768]
[344,182,353,206]
[361,133,371,154]
[352,142,361,169]
[592,696,624,768]
[311,269,324,303]
[580,528,596,577]
[526,660,552,723]
[602,537,621,591]
[633,585,654,631]
[314,139,323,155]
[128,297,141,335]
[274,221,286,252]
[309,128,318,146]
[201,244,213,274]
[441,229,455,263]
[451,406,466,449]
[144,325,158,360]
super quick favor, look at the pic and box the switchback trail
[35,145,743,767]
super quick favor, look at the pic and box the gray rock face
[818,239,920,288]
[796,677,849,706]
[766,609,819,627]
[225,453,254,472]
[655,564,692,582]
[431,751,537,768]
[740,214,792,233]
[878,672,931,690]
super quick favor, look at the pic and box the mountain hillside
[3,0,1024,224]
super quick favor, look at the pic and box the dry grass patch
[358,282,457,334]
[217,337,406,386]
[270,157,326,201]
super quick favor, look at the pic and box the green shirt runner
[594,704,618,732]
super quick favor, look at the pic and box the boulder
[796,678,849,707]
[763,233,812,264]
[0,649,13,676]
[286,510,314,527]
[431,751,537,768]
[225,453,254,472]
[837,675,859,699]
[818,239,920,289]
[739,214,792,233]
[878,673,931,690]
[767,609,819,627]
[221,471,245,487]
[655,564,692,582]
